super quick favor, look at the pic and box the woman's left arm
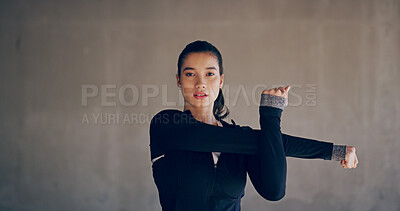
[281,133,358,169]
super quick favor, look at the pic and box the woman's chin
[190,101,213,108]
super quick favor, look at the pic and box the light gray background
[1,0,399,210]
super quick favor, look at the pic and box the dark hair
[177,40,230,120]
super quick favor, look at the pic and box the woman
[149,40,358,211]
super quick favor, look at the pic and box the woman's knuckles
[263,87,290,98]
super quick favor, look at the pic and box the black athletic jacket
[150,103,339,211]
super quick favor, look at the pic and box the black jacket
[149,105,333,211]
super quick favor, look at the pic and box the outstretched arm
[281,133,339,160]
[149,109,261,160]
[281,133,358,168]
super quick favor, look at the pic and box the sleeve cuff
[331,145,346,161]
[260,94,287,110]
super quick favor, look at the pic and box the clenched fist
[341,146,358,169]
[262,86,290,106]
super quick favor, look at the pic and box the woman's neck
[184,105,218,126]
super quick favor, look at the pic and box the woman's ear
[176,74,181,87]
[220,74,224,88]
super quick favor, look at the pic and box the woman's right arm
[149,109,261,161]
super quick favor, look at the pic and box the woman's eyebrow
[183,67,195,72]
[183,66,217,72]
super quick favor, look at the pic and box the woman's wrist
[331,145,347,161]
[260,93,287,110]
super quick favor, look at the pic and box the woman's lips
[194,92,208,99]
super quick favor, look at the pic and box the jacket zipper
[209,163,217,210]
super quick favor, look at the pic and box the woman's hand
[341,146,358,169]
[262,86,291,106]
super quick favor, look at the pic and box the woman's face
[177,52,224,109]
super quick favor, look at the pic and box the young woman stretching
[149,40,358,211]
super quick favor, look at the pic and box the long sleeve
[281,133,334,160]
[244,106,287,201]
[149,109,265,161]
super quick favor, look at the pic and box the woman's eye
[185,73,194,77]
[207,73,215,76]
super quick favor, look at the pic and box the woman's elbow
[256,185,286,201]
[266,191,285,201]
[260,189,285,201]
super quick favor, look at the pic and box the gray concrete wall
[1,0,399,210]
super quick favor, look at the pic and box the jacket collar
[183,109,236,128]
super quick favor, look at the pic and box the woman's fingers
[262,85,291,98]
[341,160,347,168]
[341,157,358,169]
[353,155,358,168]
[341,146,358,169]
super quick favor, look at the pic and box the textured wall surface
[1,0,399,210]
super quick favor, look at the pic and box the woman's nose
[195,79,206,89]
